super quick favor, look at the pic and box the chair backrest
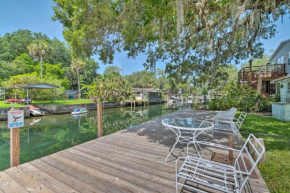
[234,112,247,130]
[216,107,237,118]
[221,107,237,119]
[234,134,265,191]
[229,107,237,116]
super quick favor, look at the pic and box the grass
[0,101,26,108]
[33,99,95,105]
[240,113,290,193]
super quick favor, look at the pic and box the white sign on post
[8,110,24,129]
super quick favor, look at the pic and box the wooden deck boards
[0,109,270,193]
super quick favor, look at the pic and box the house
[268,39,290,121]
[269,39,290,102]
[132,88,162,103]
[238,40,290,96]
[65,90,79,99]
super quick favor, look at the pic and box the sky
[0,0,289,74]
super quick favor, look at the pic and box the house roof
[3,83,59,89]
[132,88,158,93]
[269,39,290,62]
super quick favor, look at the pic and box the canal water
[0,103,183,171]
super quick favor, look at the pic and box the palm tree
[27,39,48,80]
[71,58,86,99]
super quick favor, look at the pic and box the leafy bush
[208,81,277,112]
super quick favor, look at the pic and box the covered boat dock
[2,83,59,106]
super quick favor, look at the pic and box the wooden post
[26,87,29,106]
[97,102,103,138]
[10,127,20,167]
[229,134,233,161]
[257,77,263,95]
[14,89,17,104]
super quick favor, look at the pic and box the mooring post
[97,102,103,138]
[10,127,20,167]
[229,134,233,161]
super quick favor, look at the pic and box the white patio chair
[216,112,247,134]
[214,107,237,131]
[176,134,265,193]
[215,107,237,119]
[231,112,247,133]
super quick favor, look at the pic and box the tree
[52,0,289,82]
[83,66,131,102]
[27,39,48,80]
[103,66,121,78]
[81,58,99,85]
[241,54,272,68]
[71,58,86,99]
[0,30,36,62]
[125,70,157,88]
[46,38,72,67]
[0,53,36,81]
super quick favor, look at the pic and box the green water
[0,104,180,171]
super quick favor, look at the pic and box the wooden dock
[0,109,269,192]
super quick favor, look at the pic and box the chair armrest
[186,141,240,157]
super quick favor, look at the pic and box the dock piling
[10,127,20,167]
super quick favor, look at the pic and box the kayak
[71,108,88,115]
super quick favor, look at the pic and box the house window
[281,56,285,63]
[136,92,141,97]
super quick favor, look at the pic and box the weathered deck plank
[4,166,55,192]
[30,159,102,193]
[41,155,129,193]
[0,172,28,193]
[18,163,78,193]
[0,109,270,193]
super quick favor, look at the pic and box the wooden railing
[238,63,287,82]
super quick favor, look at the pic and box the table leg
[165,137,179,164]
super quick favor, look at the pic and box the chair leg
[193,142,202,158]
[176,170,178,193]
[165,138,179,163]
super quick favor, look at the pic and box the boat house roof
[3,83,59,89]
[132,88,159,93]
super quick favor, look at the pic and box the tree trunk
[40,55,43,80]
[77,70,81,99]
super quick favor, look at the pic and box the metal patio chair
[214,107,237,132]
[215,112,247,134]
[175,134,265,193]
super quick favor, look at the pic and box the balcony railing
[238,63,286,83]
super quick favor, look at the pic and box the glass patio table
[162,118,214,163]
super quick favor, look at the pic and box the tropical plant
[83,66,132,102]
[27,39,48,80]
[71,58,86,99]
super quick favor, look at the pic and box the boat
[5,98,31,104]
[71,108,88,115]
[29,105,45,116]
[5,98,22,103]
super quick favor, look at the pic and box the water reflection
[0,104,181,171]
